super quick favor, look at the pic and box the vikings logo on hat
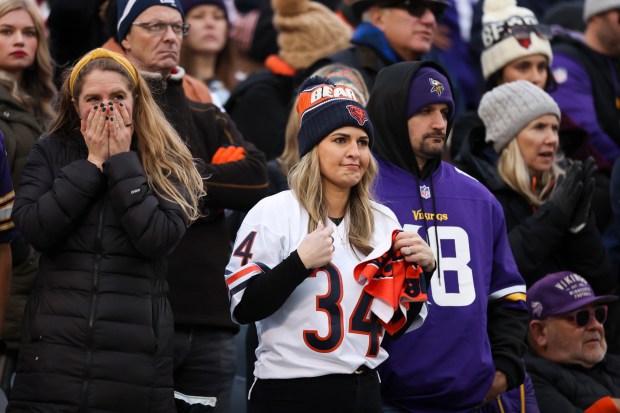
[531,301,543,318]
[429,78,445,96]
[347,105,369,126]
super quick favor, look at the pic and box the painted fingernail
[109,107,113,111]
[108,101,112,105]
[93,105,98,110]
[119,102,124,107]
[100,103,105,107]
[106,116,109,120]
[102,107,106,112]
[110,117,113,122]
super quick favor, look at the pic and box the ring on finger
[125,122,132,127]
[404,246,412,256]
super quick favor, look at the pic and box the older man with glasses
[526,271,620,412]
[112,1,269,412]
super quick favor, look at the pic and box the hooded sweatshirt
[369,61,528,412]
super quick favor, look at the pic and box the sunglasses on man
[553,305,608,328]
[379,0,448,21]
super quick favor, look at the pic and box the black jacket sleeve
[487,301,528,390]
[233,251,312,324]
[12,140,105,252]
[190,103,269,212]
[104,151,188,258]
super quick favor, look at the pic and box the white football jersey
[225,191,415,379]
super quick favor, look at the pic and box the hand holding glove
[548,160,584,221]
[570,157,597,233]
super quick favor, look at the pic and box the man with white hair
[526,271,620,412]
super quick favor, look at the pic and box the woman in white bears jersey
[225,76,436,413]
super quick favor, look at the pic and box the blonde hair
[289,148,378,257]
[0,0,55,122]
[497,138,563,206]
[49,56,205,222]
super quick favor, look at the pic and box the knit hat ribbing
[479,80,561,153]
[117,0,185,42]
[272,0,352,70]
[296,76,374,158]
[480,0,552,80]
[583,0,620,21]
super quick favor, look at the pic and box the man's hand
[483,371,508,405]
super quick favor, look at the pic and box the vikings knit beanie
[407,66,454,121]
[272,0,352,70]
[117,0,185,42]
[179,0,229,21]
[479,80,561,153]
[583,0,620,21]
[480,0,552,80]
[296,76,374,158]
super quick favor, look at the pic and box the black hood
[367,61,454,179]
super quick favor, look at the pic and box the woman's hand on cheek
[83,104,109,171]
[108,101,132,157]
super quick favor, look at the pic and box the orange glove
[211,146,246,164]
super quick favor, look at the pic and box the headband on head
[69,48,140,98]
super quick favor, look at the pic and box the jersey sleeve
[489,197,527,308]
[225,200,288,322]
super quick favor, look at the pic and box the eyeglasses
[555,305,608,328]
[380,0,448,21]
[132,21,191,37]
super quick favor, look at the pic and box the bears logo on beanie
[406,66,454,121]
[296,76,374,158]
[117,0,185,42]
[272,0,352,70]
[480,0,552,80]
[478,80,561,153]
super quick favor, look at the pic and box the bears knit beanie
[407,66,454,121]
[296,76,374,158]
[583,0,620,21]
[480,0,552,80]
[272,0,352,70]
[117,0,185,42]
[479,80,561,153]
[179,0,229,21]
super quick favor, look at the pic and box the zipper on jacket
[80,201,105,408]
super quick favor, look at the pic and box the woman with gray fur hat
[478,80,617,297]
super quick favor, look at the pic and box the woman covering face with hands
[7,49,205,413]
[225,76,433,413]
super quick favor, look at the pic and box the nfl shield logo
[420,185,431,199]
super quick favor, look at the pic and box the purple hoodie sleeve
[550,51,620,163]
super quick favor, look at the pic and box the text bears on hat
[310,85,358,104]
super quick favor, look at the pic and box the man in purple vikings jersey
[367,61,530,412]
[0,131,18,340]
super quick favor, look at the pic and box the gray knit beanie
[479,80,561,153]
[583,0,620,21]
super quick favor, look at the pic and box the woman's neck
[190,53,217,81]
[323,183,350,218]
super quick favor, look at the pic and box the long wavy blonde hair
[289,147,378,257]
[497,138,563,206]
[48,57,205,221]
[0,0,55,122]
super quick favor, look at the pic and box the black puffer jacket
[8,132,187,413]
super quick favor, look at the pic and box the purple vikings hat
[527,271,618,320]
